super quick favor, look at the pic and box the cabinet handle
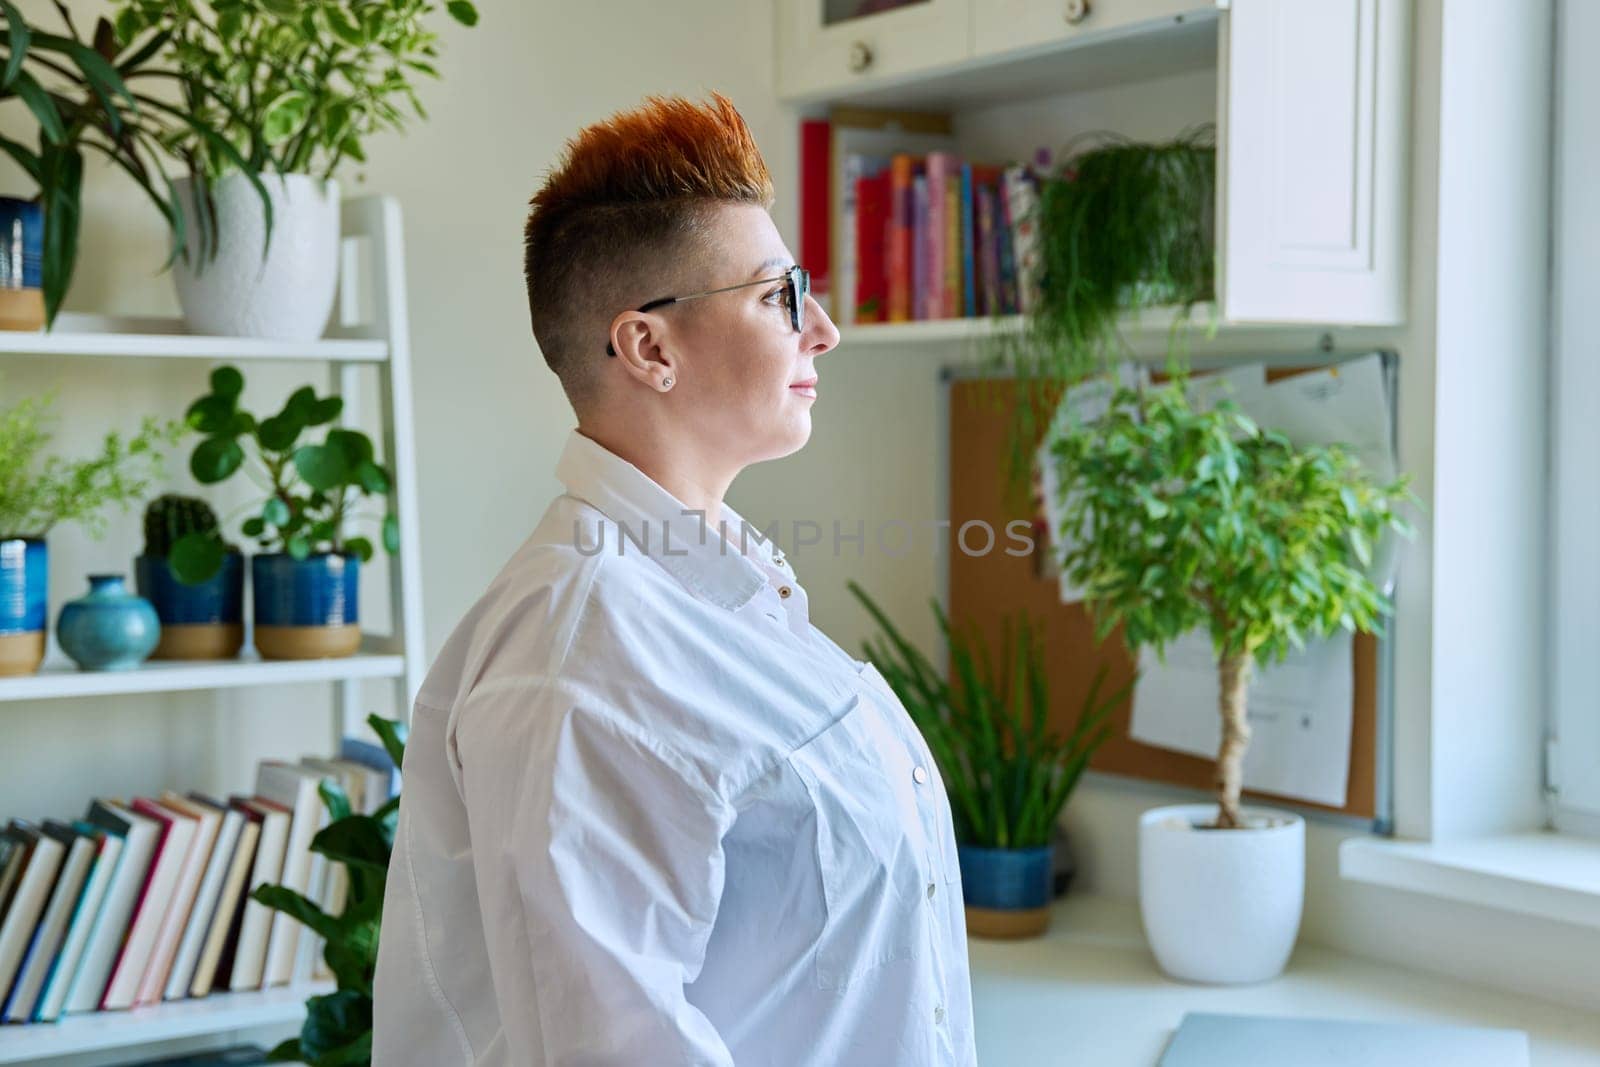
[848,40,874,73]
[1063,0,1091,24]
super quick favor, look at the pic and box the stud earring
[661,376,674,389]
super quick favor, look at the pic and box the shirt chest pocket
[787,695,938,991]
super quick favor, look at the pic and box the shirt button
[934,1005,946,1024]
[778,585,792,599]
[912,765,928,785]
[926,881,936,899]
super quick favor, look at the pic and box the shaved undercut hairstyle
[523,92,776,410]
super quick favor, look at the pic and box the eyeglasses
[605,264,810,356]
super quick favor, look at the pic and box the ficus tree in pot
[1042,377,1413,828]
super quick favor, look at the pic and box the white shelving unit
[0,195,425,1064]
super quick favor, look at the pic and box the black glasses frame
[605,265,809,356]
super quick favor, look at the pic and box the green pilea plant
[850,582,1128,850]
[254,713,406,1066]
[1043,378,1412,828]
[174,365,398,582]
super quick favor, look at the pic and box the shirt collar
[555,429,787,612]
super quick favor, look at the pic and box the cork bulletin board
[945,365,1392,823]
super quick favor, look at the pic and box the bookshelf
[0,196,424,1063]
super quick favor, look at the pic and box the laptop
[1159,1012,1531,1066]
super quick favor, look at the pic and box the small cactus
[143,494,220,558]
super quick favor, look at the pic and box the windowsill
[1339,831,1600,928]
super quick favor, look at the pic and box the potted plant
[850,582,1127,939]
[1042,376,1412,983]
[254,713,406,1066]
[111,0,480,341]
[0,385,180,675]
[0,4,262,329]
[134,494,245,660]
[987,128,1216,496]
[181,365,398,661]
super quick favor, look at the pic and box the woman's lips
[789,378,818,398]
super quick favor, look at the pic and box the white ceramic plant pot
[172,172,340,341]
[1137,803,1304,984]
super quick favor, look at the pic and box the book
[996,176,1020,314]
[101,798,198,1010]
[800,118,832,312]
[912,172,929,320]
[339,737,401,804]
[193,801,261,998]
[887,153,917,322]
[1003,164,1043,314]
[960,162,977,318]
[0,820,66,1005]
[255,762,330,987]
[839,153,889,328]
[298,758,367,980]
[973,168,1004,317]
[165,796,245,1000]
[224,796,289,992]
[63,801,160,1014]
[3,821,92,1022]
[135,793,223,1005]
[33,824,121,1022]
[925,151,955,319]
[854,167,892,324]
[0,825,28,924]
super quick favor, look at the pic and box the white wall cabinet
[777,0,1411,328]
[972,0,1206,61]
[1218,0,1410,324]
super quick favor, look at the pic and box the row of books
[840,152,1045,326]
[0,739,397,1026]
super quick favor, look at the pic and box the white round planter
[1138,803,1304,984]
[172,172,340,341]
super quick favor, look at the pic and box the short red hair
[524,92,775,407]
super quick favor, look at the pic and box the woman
[374,92,976,1066]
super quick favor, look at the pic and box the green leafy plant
[0,385,181,538]
[0,2,267,323]
[850,582,1128,850]
[174,364,398,583]
[253,713,406,1067]
[987,128,1217,498]
[112,0,480,182]
[1043,378,1413,828]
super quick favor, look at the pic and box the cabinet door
[973,0,1211,61]
[777,0,972,102]
[1218,0,1410,325]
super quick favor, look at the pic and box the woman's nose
[804,293,840,355]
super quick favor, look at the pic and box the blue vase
[0,196,44,331]
[958,843,1056,939]
[57,574,161,671]
[0,536,47,675]
[252,552,360,660]
[135,552,245,660]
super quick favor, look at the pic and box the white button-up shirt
[374,430,976,1066]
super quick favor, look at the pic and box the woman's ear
[609,311,677,391]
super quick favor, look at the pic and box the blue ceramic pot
[136,551,244,625]
[56,574,161,671]
[957,843,1055,911]
[0,197,43,290]
[252,552,360,660]
[0,536,47,675]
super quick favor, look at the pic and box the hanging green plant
[985,126,1218,501]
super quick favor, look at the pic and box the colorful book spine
[887,154,916,322]
[838,152,866,328]
[976,182,1001,317]
[959,162,976,318]
[1004,164,1043,314]
[926,151,956,319]
[911,173,929,321]
[855,169,891,323]
[799,119,832,311]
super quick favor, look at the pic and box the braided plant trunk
[1215,650,1253,829]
